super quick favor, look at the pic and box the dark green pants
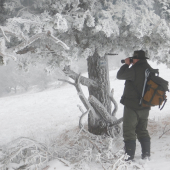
[123,106,150,141]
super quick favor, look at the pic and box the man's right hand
[125,58,130,65]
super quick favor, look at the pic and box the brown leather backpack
[142,70,169,110]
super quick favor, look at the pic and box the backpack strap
[139,68,150,105]
[150,69,159,76]
[160,99,167,110]
[131,68,150,106]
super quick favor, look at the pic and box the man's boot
[124,140,136,161]
[139,137,150,159]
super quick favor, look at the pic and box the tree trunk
[87,51,111,135]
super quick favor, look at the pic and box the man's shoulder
[134,60,151,69]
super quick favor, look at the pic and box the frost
[53,13,68,32]
[85,11,95,27]
[71,47,79,60]
[73,16,85,31]
[81,48,93,59]
[0,38,6,53]
[95,25,102,32]
[96,10,119,37]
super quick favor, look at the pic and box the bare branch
[77,105,90,129]
[110,88,118,117]
[77,104,85,113]
[75,76,96,115]
[0,51,16,61]
[63,66,98,88]
[16,46,36,54]
[59,73,96,125]
[78,135,102,153]
[49,32,70,50]
[12,31,69,53]
[67,0,80,14]
[16,7,28,17]
[0,27,10,42]
[159,124,170,139]
[0,27,27,42]
[14,32,45,52]
[58,78,75,86]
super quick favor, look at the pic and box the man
[117,50,152,161]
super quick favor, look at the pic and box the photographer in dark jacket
[117,50,152,161]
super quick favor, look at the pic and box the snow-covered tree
[0,0,170,136]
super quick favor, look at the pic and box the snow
[0,61,170,170]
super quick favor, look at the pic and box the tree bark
[87,51,111,135]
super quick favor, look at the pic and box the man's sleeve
[116,64,135,81]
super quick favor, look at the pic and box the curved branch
[110,88,118,117]
[16,7,29,17]
[77,105,90,129]
[63,66,98,88]
[0,51,16,61]
[0,27,10,42]
[0,28,28,43]
[49,33,70,50]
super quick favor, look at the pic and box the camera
[121,57,133,64]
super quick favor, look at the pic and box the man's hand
[125,58,130,65]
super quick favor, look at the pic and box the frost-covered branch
[88,95,123,126]
[77,105,90,129]
[63,66,98,88]
[16,7,29,17]
[48,32,70,50]
[58,78,75,86]
[0,27,10,42]
[0,123,141,170]
[0,137,52,170]
[16,46,36,54]
[110,88,118,117]
[14,31,70,53]
[0,51,16,61]
[0,28,69,61]
[61,70,122,137]
[58,74,96,119]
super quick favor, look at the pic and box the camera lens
[130,58,133,63]
[121,59,125,63]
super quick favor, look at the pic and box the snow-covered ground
[0,61,170,170]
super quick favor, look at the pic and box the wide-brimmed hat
[132,50,149,59]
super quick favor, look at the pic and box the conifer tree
[0,0,170,135]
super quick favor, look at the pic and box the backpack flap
[142,71,169,110]
[150,75,169,92]
[142,79,167,107]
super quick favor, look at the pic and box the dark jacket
[117,59,152,110]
